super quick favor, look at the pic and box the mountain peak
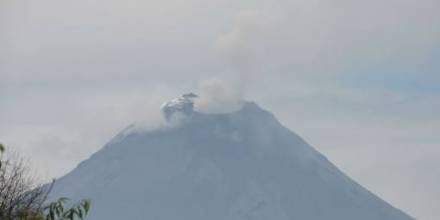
[49,95,413,220]
[161,93,259,120]
[161,93,199,120]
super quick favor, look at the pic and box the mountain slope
[49,94,413,220]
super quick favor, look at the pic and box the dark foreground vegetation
[0,143,91,220]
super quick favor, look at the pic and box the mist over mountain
[49,94,413,220]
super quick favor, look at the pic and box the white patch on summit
[161,93,199,121]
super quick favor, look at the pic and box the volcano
[49,94,413,220]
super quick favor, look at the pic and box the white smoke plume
[214,9,265,72]
[195,79,244,114]
[213,9,277,82]
[198,9,277,113]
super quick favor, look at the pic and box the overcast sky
[1,0,439,219]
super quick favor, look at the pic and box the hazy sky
[1,0,439,219]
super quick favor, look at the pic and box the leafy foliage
[44,197,91,220]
